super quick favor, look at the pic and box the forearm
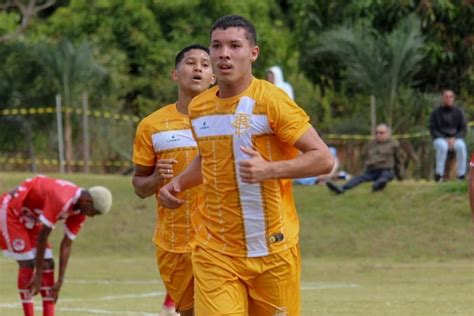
[57,236,73,284]
[133,172,161,198]
[266,149,334,180]
[175,155,203,190]
[34,227,51,275]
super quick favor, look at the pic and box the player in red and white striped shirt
[0,175,112,316]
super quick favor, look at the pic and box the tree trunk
[24,118,36,173]
[63,75,74,172]
[370,95,376,135]
[82,92,90,173]
[56,94,65,173]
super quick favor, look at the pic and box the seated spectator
[429,89,467,181]
[326,124,401,194]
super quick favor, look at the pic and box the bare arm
[132,159,177,199]
[28,224,52,295]
[52,235,73,303]
[158,155,203,209]
[239,127,335,183]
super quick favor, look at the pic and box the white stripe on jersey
[191,96,272,257]
[152,129,197,152]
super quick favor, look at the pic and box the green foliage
[0,12,19,36]
[291,0,473,93]
[313,15,426,128]
[34,38,107,106]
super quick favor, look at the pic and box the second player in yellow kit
[132,45,214,316]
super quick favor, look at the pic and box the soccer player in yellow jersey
[159,15,335,315]
[132,44,215,316]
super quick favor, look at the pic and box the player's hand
[155,159,177,182]
[158,180,184,209]
[238,146,270,183]
[52,280,63,303]
[28,273,42,296]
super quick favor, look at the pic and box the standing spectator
[326,124,401,194]
[266,65,295,99]
[429,89,467,181]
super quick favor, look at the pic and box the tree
[0,0,56,42]
[35,38,106,171]
[313,15,425,131]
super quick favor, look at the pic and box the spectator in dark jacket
[429,89,467,181]
[326,124,401,194]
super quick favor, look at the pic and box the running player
[132,44,215,316]
[159,15,334,316]
[0,175,112,316]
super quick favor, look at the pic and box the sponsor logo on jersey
[12,238,26,252]
[166,134,181,143]
[199,121,210,130]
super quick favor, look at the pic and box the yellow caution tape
[0,157,131,168]
[1,106,140,123]
[325,130,430,141]
[1,106,472,140]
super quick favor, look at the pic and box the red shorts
[0,194,52,261]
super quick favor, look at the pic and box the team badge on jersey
[232,113,250,136]
[12,238,26,252]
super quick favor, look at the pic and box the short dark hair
[211,15,257,45]
[175,44,210,68]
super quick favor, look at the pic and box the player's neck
[218,73,253,99]
[176,91,194,115]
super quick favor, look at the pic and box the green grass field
[1,173,473,315]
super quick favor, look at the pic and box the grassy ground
[0,172,473,315]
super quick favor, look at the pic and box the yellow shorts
[156,246,194,311]
[192,244,301,316]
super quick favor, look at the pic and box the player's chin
[188,83,208,93]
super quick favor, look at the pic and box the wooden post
[82,92,90,173]
[370,95,376,135]
[56,94,65,173]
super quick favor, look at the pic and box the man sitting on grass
[326,124,401,194]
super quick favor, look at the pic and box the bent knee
[433,138,449,151]
[454,139,466,151]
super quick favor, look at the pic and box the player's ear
[171,69,178,81]
[250,46,259,63]
[210,74,216,85]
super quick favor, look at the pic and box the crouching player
[0,175,112,316]
[132,44,215,316]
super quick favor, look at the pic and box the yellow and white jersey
[189,78,311,258]
[133,104,202,253]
